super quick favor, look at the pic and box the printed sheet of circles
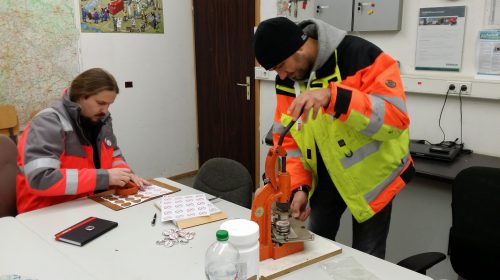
[101,184,173,209]
[161,194,213,222]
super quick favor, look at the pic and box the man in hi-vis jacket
[253,17,414,258]
[17,68,150,213]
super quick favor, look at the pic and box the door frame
[254,0,261,188]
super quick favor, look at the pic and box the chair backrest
[449,166,500,279]
[0,135,18,217]
[194,158,253,208]
[0,105,19,144]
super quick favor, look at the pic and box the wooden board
[259,238,342,279]
[89,179,180,211]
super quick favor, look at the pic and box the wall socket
[254,66,276,81]
[447,81,472,96]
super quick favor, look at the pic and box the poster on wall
[80,0,164,33]
[276,0,314,22]
[476,29,500,80]
[415,6,466,72]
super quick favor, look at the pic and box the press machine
[251,119,314,261]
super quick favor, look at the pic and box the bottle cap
[216,229,229,241]
[220,219,259,246]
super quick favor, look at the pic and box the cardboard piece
[89,179,180,211]
[175,211,227,229]
[259,238,342,279]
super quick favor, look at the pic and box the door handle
[316,5,329,13]
[236,76,251,101]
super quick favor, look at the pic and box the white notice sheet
[476,29,500,78]
[415,6,466,72]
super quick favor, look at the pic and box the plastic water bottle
[205,229,240,280]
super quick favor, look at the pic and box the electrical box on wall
[315,0,353,31]
[315,0,403,32]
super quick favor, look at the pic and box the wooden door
[193,0,256,182]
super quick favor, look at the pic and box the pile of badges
[156,228,195,247]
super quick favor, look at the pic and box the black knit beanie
[253,17,308,70]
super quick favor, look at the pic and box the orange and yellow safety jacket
[272,20,414,222]
[16,93,129,213]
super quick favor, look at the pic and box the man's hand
[130,174,151,190]
[290,191,311,221]
[108,168,133,187]
[287,88,330,122]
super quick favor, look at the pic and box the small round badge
[105,138,112,147]
[85,225,95,231]
[385,80,397,88]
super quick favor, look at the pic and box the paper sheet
[160,194,221,222]
[415,6,466,71]
[99,184,173,209]
[90,180,180,211]
[476,29,500,76]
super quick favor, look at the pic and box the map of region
[0,0,80,125]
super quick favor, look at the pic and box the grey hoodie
[298,19,347,79]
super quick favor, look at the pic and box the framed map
[0,0,79,125]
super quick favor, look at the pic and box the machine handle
[277,108,304,146]
[277,120,296,146]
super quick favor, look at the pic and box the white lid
[220,219,259,246]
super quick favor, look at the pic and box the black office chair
[194,157,253,208]
[398,166,500,279]
[0,135,18,217]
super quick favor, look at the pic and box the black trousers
[308,150,392,259]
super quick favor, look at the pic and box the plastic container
[205,229,240,280]
[220,219,260,279]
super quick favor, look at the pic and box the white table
[0,217,93,280]
[15,178,431,280]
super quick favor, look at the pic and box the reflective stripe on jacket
[273,36,414,222]
[16,94,129,213]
